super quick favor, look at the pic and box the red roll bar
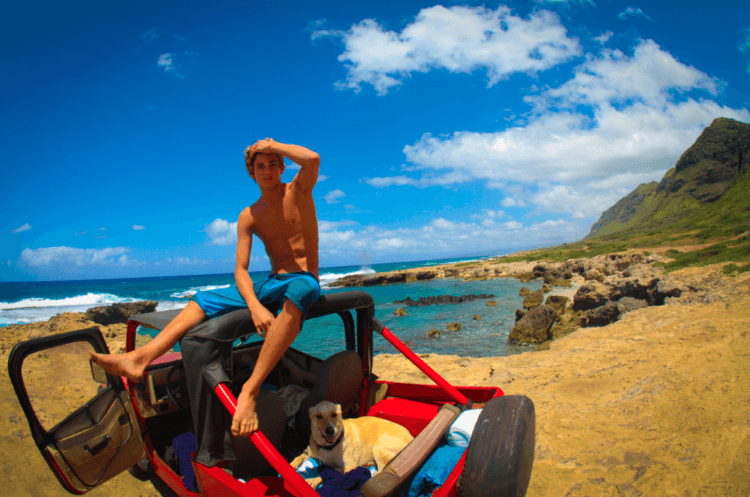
[372,318,470,407]
[214,384,319,497]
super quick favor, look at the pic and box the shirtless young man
[90,138,320,439]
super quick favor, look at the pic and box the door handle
[84,435,111,456]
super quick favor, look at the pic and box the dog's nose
[325,426,335,436]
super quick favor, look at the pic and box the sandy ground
[1,264,749,496]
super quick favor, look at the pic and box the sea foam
[1,292,143,327]
[170,284,231,299]
[319,267,376,289]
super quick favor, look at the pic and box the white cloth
[276,384,311,418]
[446,408,483,447]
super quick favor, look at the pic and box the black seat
[292,349,363,447]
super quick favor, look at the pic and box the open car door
[8,327,146,495]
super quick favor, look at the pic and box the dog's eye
[331,413,338,418]
[315,414,323,420]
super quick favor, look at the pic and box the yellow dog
[291,400,414,487]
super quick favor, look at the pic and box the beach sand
[1,263,748,496]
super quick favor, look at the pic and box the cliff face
[587,117,750,239]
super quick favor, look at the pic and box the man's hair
[244,147,284,174]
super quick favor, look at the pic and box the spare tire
[460,395,535,497]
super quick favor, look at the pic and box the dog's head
[308,400,344,448]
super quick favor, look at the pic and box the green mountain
[586,117,750,240]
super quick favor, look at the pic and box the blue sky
[2,0,749,281]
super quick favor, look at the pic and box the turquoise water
[0,257,538,359]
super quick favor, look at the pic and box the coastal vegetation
[494,117,750,275]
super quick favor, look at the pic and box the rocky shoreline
[334,251,718,349]
[1,255,749,496]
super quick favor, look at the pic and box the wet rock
[545,295,570,314]
[550,309,586,340]
[447,323,461,332]
[394,293,496,306]
[393,308,407,316]
[519,287,533,297]
[487,300,498,306]
[515,309,526,322]
[85,301,158,326]
[473,315,481,321]
[523,289,545,310]
[509,304,558,344]
[427,329,440,337]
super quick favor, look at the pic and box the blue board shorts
[191,271,321,323]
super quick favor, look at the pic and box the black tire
[461,395,535,497]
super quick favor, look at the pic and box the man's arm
[235,208,275,335]
[247,138,320,193]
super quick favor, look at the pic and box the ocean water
[0,257,540,359]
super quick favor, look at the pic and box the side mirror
[90,359,109,384]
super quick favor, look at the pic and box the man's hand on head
[249,137,275,155]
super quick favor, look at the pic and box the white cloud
[132,225,146,231]
[316,213,583,263]
[501,197,527,208]
[140,27,160,44]
[20,246,130,267]
[167,256,210,265]
[315,5,581,95]
[595,31,614,44]
[157,53,176,73]
[618,7,653,21]
[324,189,346,204]
[366,176,417,187]
[365,39,748,218]
[204,218,237,246]
[156,50,196,80]
[319,219,356,232]
[12,223,32,233]
[317,174,329,182]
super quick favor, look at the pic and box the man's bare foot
[89,351,147,383]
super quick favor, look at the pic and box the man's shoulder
[238,205,256,226]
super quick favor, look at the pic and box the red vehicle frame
[8,290,534,497]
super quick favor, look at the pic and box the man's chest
[253,200,301,236]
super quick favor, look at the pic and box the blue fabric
[191,271,321,321]
[316,467,371,497]
[172,432,198,492]
[255,271,321,321]
[401,443,465,497]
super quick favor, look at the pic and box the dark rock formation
[584,301,620,327]
[616,297,649,316]
[572,282,613,311]
[394,293,495,306]
[509,304,558,344]
[583,297,649,327]
[544,295,569,314]
[522,289,545,310]
[85,301,158,326]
